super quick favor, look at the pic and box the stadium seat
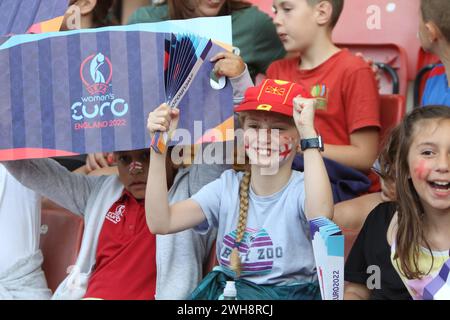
[251,0,421,85]
[379,94,406,146]
[414,63,439,108]
[333,0,421,80]
[337,43,408,96]
[40,207,84,293]
[417,48,440,72]
[414,49,441,107]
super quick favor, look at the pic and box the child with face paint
[146,79,333,300]
[388,106,450,300]
[345,106,450,300]
[2,147,226,299]
[0,0,117,300]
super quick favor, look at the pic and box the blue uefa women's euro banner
[0,17,233,160]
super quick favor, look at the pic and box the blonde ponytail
[230,170,251,277]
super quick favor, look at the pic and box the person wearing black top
[344,202,411,300]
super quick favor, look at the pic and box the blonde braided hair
[230,170,251,277]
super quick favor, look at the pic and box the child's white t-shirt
[192,169,317,285]
[0,164,41,273]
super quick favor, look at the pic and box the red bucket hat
[234,79,312,117]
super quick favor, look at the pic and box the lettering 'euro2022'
[71,53,129,130]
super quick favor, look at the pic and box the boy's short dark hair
[421,0,450,43]
[307,0,344,29]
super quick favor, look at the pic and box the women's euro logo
[71,53,129,129]
[81,53,112,95]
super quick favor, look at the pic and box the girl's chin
[247,157,292,172]
[421,193,450,212]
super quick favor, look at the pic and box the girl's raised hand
[293,96,317,139]
[147,103,180,137]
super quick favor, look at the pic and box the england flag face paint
[279,141,294,162]
[241,111,300,174]
[244,130,296,170]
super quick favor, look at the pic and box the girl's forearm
[303,148,334,220]
[145,150,172,234]
[322,144,376,173]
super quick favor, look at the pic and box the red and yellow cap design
[234,79,311,117]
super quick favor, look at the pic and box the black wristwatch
[300,135,324,152]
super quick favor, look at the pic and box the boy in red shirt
[267,0,380,177]
[214,0,381,193]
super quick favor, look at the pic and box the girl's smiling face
[408,119,450,212]
[242,111,299,168]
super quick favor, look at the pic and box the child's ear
[73,0,97,16]
[424,22,441,43]
[315,1,333,27]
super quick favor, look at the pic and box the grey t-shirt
[191,170,317,286]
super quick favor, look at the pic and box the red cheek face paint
[413,160,431,181]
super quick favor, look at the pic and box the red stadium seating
[251,0,421,83]
[379,94,406,146]
[417,48,440,72]
[338,43,408,96]
[341,95,408,259]
[415,49,441,106]
[250,0,417,98]
[333,0,421,80]
[40,207,84,293]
